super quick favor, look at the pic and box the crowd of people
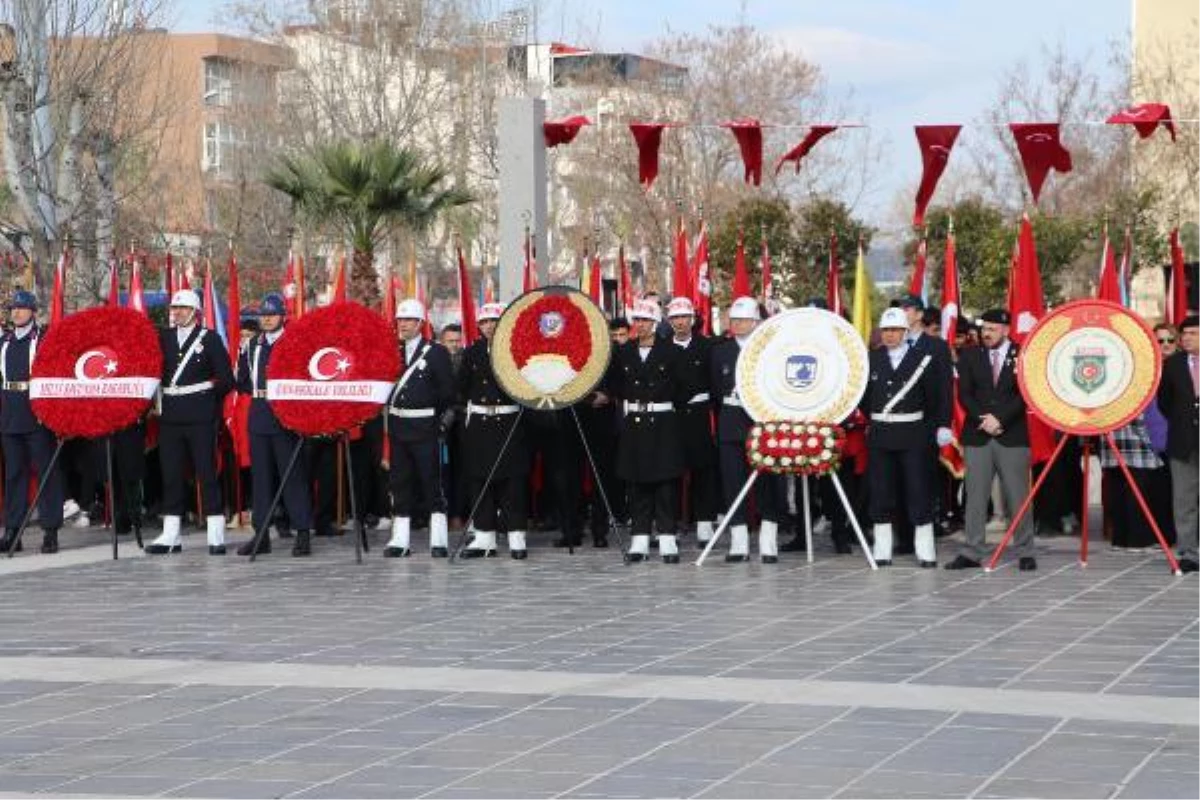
[0,285,1195,574]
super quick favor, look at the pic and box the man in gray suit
[946,309,1038,571]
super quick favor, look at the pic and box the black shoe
[39,529,58,554]
[1019,556,1038,571]
[383,546,411,558]
[430,547,448,558]
[144,543,180,554]
[1,530,22,553]
[1179,559,1199,574]
[626,552,646,563]
[918,560,937,569]
[875,559,892,566]
[237,537,270,556]
[511,550,528,560]
[292,531,311,557]
[662,554,680,564]
[209,545,226,556]
[944,555,981,570]
[593,536,609,549]
[761,555,778,564]
[780,536,807,553]
[725,553,748,563]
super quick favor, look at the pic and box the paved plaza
[0,524,1195,799]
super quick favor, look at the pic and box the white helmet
[879,307,907,329]
[630,298,662,323]
[666,297,695,318]
[478,302,506,322]
[169,289,202,310]
[729,296,760,321]
[395,298,426,320]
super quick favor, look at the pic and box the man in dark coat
[608,298,687,562]
[665,297,719,546]
[0,290,62,554]
[860,307,952,567]
[382,299,454,557]
[947,309,1036,571]
[1157,314,1199,573]
[457,302,530,558]
[711,296,786,563]
[146,289,235,555]
[234,293,314,557]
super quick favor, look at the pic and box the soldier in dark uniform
[860,307,953,567]
[665,297,719,546]
[234,293,314,557]
[146,289,235,555]
[711,297,786,563]
[0,291,63,554]
[608,298,687,562]
[383,299,454,557]
[457,301,530,558]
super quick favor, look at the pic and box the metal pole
[830,471,877,570]
[695,470,759,567]
[1105,431,1181,575]
[7,438,65,558]
[106,437,117,560]
[570,406,628,561]
[801,475,813,564]
[248,437,305,563]
[341,434,366,564]
[986,435,1070,571]
[1079,439,1091,567]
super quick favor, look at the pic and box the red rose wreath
[746,421,846,476]
[266,302,399,436]
[30,306,162,439]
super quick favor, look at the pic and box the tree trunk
[350,247,380,308]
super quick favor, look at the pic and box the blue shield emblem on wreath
[1071,348,1107,394]
[785,354,818,389]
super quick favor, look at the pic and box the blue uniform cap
[259,293,287,316]
[9,290,37,311]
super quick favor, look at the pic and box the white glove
[936,427,954,447]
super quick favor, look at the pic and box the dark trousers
[2,427,63,530]
[535,418,583,540]
[629,479,678,535]
[389,434,446,518]
[469,475,527,533]
[718,442,785,525]
[111,424,147,532]
[816,466,865,546]
[159,422,222,517]
[684,463,721,522]
[868,446,933,525]
[251,432,313,532]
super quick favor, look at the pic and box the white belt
[252,390,267,399]
[467,402,519,416]
[624,401,673,414]
[688,392,710,404]
[2,381,28,391]
[162,380,214,397]
[389,407,436,419]
[871,411,923,423]
[722,395,742,407]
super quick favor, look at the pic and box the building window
[202,121,243,175]
[203,58,235,106]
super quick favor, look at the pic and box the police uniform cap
[259,292,287,316]
[980,308,1010,325]
[8,290,37,311]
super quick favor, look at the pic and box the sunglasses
[1158,337,1176,344]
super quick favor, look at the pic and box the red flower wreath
[31,307,162,439]
[267,302,400,436]
[510,294,592,370]
[746,421,846,476]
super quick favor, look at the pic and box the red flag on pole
[672,217,691,299]
[295,254,306,319]
[331,253,347,304]
[164,251,174,294]
[760,232,773,304]
[690,222,712,333]
[629,122,668,188]
[1096,226,1123,304]
[909,237,928,302]
[522,228,538,292]
[588,253,602,306]
[456,242,479,345]
[1168,228,1189,324]
[1008,215,1055,463]
[225,247,241,366]
[732,228,751,299]
[722,119,764,186]
[415,274,433,340]
[913,125,961,227]
[619,243,634,316]
[775,125,838,175]
[1106,102,1176,141]
[50,246,67,325]
[128,254,146,315]
[940,226,959,343]
[1009,123,1073,204]
[107,257,120,308]
[283,250,298,316]
[826,232,842,315]
[543,115,590,148]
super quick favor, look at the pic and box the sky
[169,0,1131,249]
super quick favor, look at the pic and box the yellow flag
[851,242,873,343]
[406,242,418,300]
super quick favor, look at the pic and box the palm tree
[264,139,473,307]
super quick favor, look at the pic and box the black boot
[237,534,270,556]
[40,529,58,555]
[292,530,311,557]
[1,529,22,553]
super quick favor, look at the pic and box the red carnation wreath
[746,421,846,475]
[266,302,399,436]
[30,307,162,439]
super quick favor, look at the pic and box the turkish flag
[722,119,763,185]
[107,257,120,308]
[909,238,927,301]
[691,223,712,334]
[456,243,479,345]
[543,115,590,148]
[1009,123,1072,203]
[825,232,842,314]
[913,125,960,227]
[672,219,691,299]
[1167,228,1189,324]
[1008,216,1054,463]
[619,243,634,316]
[760,234,773,302]
[732,228,751,298]
[629,122,668,188]
[50,246,68,326]
[1106,102,1175,141]
[775,125,838,175]
[1096,228,1123,304]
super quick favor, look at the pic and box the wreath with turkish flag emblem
[266,302,400,436]
[29,307,162,439]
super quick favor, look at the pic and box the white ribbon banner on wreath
[30,377,161,400]
[266,380,393,403]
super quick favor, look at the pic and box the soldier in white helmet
[382,299,454,557]
[146,289,235,555]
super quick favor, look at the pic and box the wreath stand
[986,433,1181,575]
[450,405,630,564]
[246,433,369,564]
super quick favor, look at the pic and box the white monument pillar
[498,97,547,300]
